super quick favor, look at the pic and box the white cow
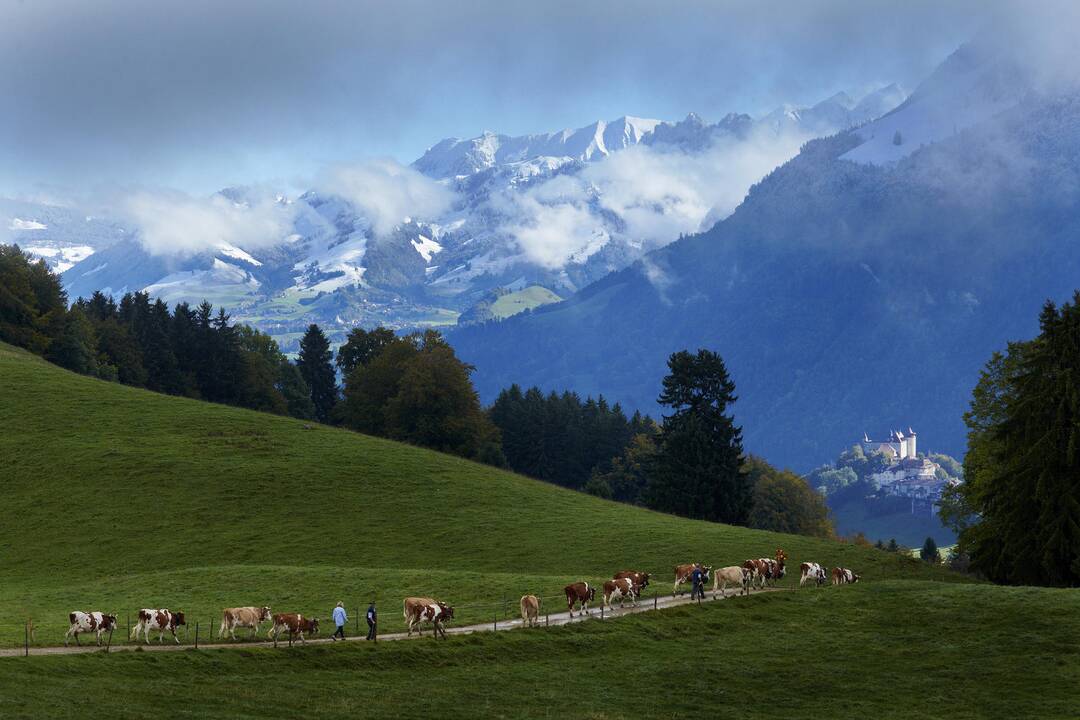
[65,611,118,646]
[712,566,752,598]
[799,562,828,587]
[131,608,186,644]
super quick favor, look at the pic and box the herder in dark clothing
[690,566,705,601]
[366,602,377,640]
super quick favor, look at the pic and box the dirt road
[0,587,773,658]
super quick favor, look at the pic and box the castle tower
[907,427,917,458]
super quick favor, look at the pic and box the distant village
[860,428,958,517]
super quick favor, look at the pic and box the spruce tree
[297,323,337,423]
[958,294,1080,585]
[646,349,749,523]
[920,537,940,563]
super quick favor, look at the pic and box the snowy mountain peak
[842,41,1030,166]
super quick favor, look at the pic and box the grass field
[1,582,1077,719]
[489,285,562,319]
[3,342,1075,718]
[0,341,953,646]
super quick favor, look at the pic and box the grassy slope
[1,582,1078,719]
[489,285,562,319]
[0,342,952,646]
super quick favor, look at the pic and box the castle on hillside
[860,427,951,517]
[861,427,917,460]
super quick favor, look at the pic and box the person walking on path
[365,601,377,640]
[331,602,347,641]
[690,566,705,601]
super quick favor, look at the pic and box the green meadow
[2,342,1074,718]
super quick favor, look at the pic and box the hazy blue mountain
[449,44,1080,471]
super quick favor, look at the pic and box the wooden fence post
[545,613,549,628]
[355,608,359,637]
[493,610,497,632]
[195,622,199,649]
[24,622,29,657]
[106,628,113,652]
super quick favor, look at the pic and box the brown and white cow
[219,606,272,640]
[64,611,117,646]
[613,570,651,594]
[131,608,186,644]
[268,613,320,644]
[602,578,639,610]
[742,559,769,590]
[711,566,752,598]
[563,582,596,617]
[403,597,454,639]
[673,564,711,596]
[832,567,861,585]
[799,562,828,587]
[520,594,541,627]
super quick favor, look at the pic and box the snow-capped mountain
[1,198,126,274]
[448,38,1080,471]
[43,84,906,348]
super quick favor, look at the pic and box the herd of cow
[60,549,861,647]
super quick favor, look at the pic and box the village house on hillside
[860,428,957,517]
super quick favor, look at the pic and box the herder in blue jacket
[331,601,347,641]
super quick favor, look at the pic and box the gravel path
[0,587,777,658]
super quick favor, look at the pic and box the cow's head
[586,586,596,602]
[639,573,651,589]
[310,618,320,634]
[851,573,861,584]
[701,565,712,581]
[173,611,186,627]
[104,614,118,630]
[261,606,271,621]
[441,604,455,621]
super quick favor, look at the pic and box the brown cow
[268,613,319,644]
[563,582,596,618]
[219,606,271,640]
[131,608,186,644]
[403,597,454,639]
[520,595,541,627]
[602,578,639,609]
[673,563,711,596]
[832,567,861,585]
[613,570,651,593]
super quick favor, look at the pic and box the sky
[0,0,1036,197]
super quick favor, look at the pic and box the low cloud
[498,125,811,268]
[123,189,295,256]
[497,187,603,269]
[315,158,456,236]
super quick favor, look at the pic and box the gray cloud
[0,0,1066,195]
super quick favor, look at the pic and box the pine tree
[646,349,749,523]
[920,537,940,563]
[46,306,99,376]
[957,295,1080,585]
[297,324,338,423]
